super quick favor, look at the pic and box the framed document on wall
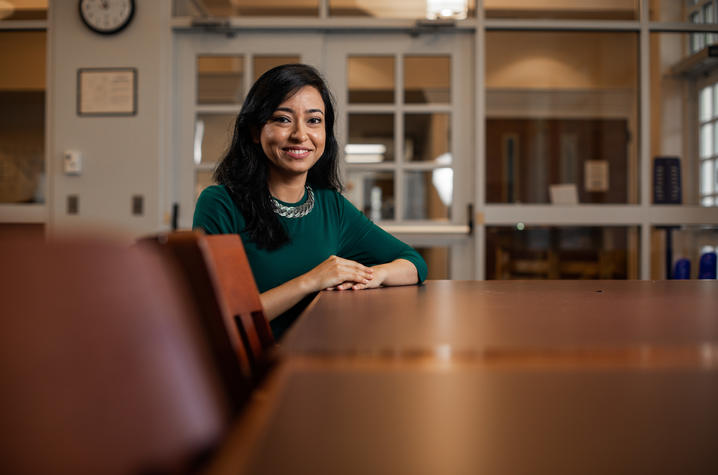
[77,68,137,116]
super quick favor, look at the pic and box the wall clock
[79,0,135,35]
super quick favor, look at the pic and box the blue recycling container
[698,252,717,279]
[673,258,691,279]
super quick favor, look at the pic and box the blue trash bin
[698,252,717,279]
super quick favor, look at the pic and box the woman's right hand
[302,255,374,292]
[261,255,374,321]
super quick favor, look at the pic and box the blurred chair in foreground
[142,232,275,384]
[0,238,234,474]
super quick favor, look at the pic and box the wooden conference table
[207,281,718,475]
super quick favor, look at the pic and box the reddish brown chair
[203,234,274,364]
[0,238,234,474]
[145,232,275,383]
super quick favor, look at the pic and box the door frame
[324,31,475,278]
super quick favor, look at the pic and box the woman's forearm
[372,258,419,286]
[259,273,315,321]
[260,255,375,320]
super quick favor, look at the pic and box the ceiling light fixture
[426,0,467,20]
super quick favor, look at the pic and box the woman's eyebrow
[274,107,324,115]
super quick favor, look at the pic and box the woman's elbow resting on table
[373,258,419,286]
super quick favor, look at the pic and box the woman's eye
[271,116,290,124]
[308,117,322,125]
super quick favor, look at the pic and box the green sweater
[193,185,427,337]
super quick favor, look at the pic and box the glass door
[325,32,475,279]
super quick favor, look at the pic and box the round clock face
[79,0,135,35]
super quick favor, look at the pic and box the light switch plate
[63,150,82,175]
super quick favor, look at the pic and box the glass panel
[701,123,713,159]
[187,0,318,16]
[0,31,45,204]
[714,122,718,155]
[404,170,452,220]
[700,86,712,122]
[347,56,394,104]
[0,0,47,20]
[651,225,718,279]
[345,170,394,220]
[405,113,450,163]
[346,114,394,163]
[197,55,244,105]
[253,55,301,82]
[651,32,706,205]
[705,3,714,23]
[195,170,214,200]
[415,247,450,279]
[487,119,632,204]
[404,56,450,104]
[487,226,639,280]
[331,0,475,18]
[707,3,718,45]
[486,31,639,204]
[702,196,715,206]
[701,160,713,194]
[649,0,705,23]
[195,114,235,166]
[692,11,705,54]
[486,0,638,20]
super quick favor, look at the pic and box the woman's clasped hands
[304,255,387,291]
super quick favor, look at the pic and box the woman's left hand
[329,265,388,291]
[327,258,418,291]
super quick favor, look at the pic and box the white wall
[48,0,172,240]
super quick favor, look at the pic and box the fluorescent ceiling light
[345,154,384,164]
[345,144,387,155]
[344,143,387,163]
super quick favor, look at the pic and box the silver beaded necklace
[271,186,314,218]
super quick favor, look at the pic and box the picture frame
[77,68,137,116]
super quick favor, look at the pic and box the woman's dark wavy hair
[213,64,342,250]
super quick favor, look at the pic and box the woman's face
[259,85,326,182]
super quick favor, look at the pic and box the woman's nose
[290,122,308,142]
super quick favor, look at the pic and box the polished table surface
[210,361,718,475]
[208,280,718,475]
[284,280,718,357]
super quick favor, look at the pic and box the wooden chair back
[0,238,233,474]
[203,234,275,369]
[145,232,274,382]
[141,231,257,392]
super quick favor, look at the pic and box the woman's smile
[283,147,313,159]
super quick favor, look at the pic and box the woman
[193,64,427,338]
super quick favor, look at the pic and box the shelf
[0,203,47,223]
[481,204,718,226]
[670,45,718,77]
